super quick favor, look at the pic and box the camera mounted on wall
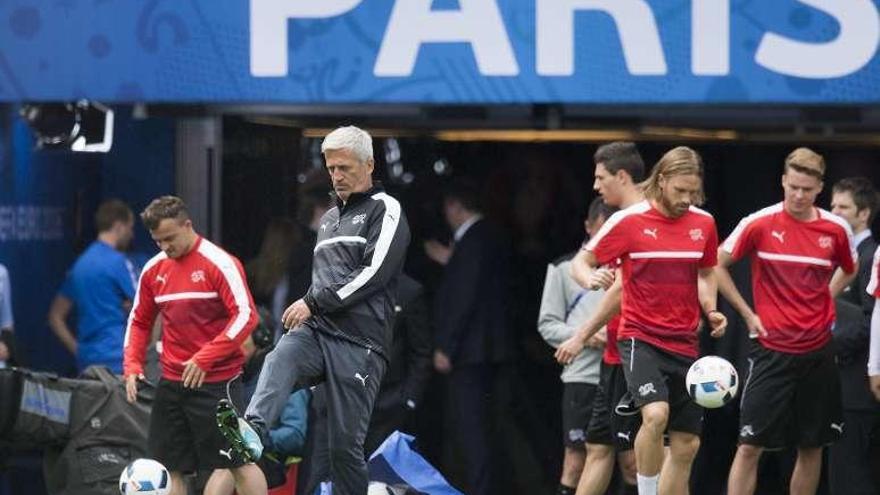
[19,100,114,153]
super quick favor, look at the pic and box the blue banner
[1,0,879,103]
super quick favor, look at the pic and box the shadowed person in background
[425,179,516,495]
[828,177,880,495]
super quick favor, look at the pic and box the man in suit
[425,179,515,495]
[829,176,880,494]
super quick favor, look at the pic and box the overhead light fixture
[384,138,414,185]
[20,100,114,152]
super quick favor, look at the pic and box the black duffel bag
[0,368,77,448]
[43,366,154,495]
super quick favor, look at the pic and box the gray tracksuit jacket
[303,185,410,360]
[538,252,603,384]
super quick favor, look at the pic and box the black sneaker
[216,399,264,463]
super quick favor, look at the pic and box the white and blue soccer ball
[368,482,408,495]
[686,355,739,408]
[119,458,171,495]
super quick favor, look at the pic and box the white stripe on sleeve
[337,193,401,300]
[585,201,650,252]
[721,203,783,254]
[198,240,253,339]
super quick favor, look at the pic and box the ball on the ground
[119,458,171,495]
[686,355,739,408]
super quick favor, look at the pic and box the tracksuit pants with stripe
[246,325,386,495]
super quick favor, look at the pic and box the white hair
[320,126,373,163]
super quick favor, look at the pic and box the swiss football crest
[191,270,206,283]
[818,236,833,249]
[689,228,704,241]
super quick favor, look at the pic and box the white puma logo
[354,373,369,387]
[771,230,785,243]
[156,274,167,284]
[643,228,658,240]
[830,422,844,433]
[617,431,632,442]
[218,449,232,460]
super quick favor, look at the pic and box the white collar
[454,215,483,242]
[854,229,872,247]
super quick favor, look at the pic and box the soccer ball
[368,482,408,495]
[686,355,739,408]
[119,458,171,495]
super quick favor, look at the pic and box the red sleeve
[836,224,857,274]
[722,215,760,261]
[123,266,158,377]
[700,220,719,268]
[585,213,631,266]
[191,256,258,371]
[868,246,880,298]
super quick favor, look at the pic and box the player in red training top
[123,196,266,495]
[558,141,647,495]
[562,146,727,495]
[717,148,857,495]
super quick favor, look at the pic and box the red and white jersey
[585,200,718,358]
[603,259,623,365]
[868,246,880,298]
[723,203,856,354]
[123,237,258,382]
[604,315,622,365]
[868,246,880,376]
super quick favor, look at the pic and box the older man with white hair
[220,125,411,494]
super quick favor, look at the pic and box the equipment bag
[43,366,154,495]
[0,368,76,448]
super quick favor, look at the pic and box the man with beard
[558,147,727,495]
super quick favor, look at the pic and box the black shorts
[148,378,246,472]
[618,338,703,436]
[586,361,639,451]
[562,383,597,450]
[738,340,842,449]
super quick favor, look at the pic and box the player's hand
[281,299,312,330]
[707,311,727,338]
[745,312,767,338]
[870,375,880,402]
[433,350,452,374]
[588,268,615,291]
[125,373,145,403]
[555,335,585,365]
[181,359,206,389]
[0,342,8,361]
[586,327,607,349]
[424,240,453,266]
